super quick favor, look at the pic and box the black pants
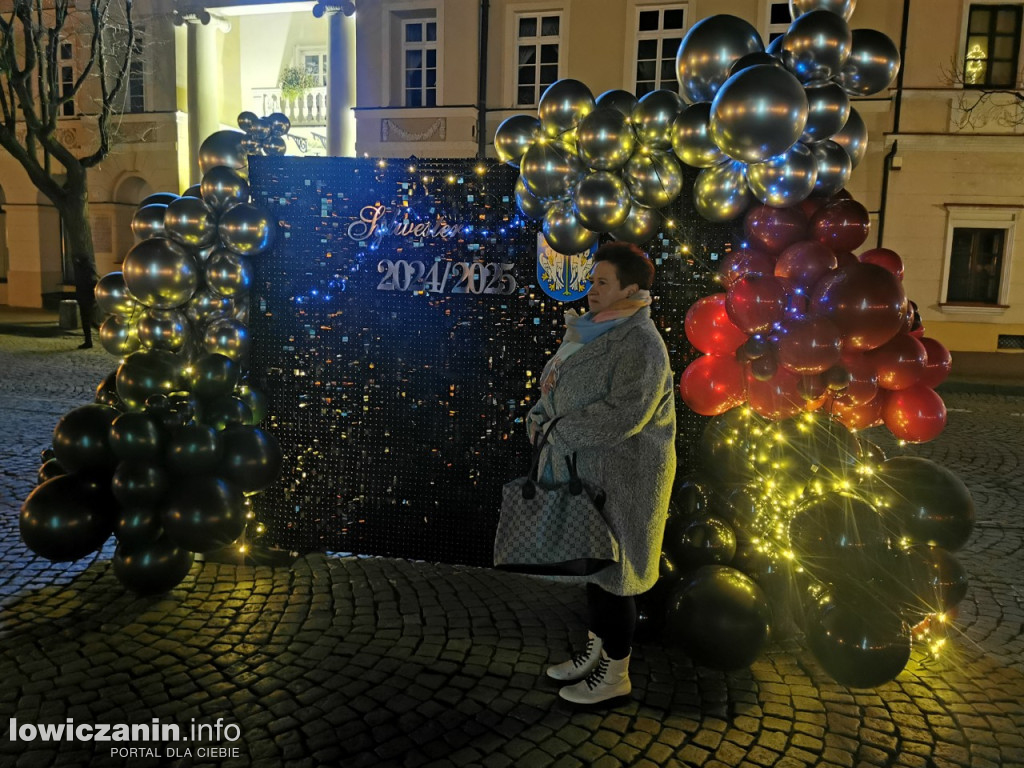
[587,583,635,660]
[77,297,94,344]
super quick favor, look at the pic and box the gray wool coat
[525,307,677,596]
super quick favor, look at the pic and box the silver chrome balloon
[801,81,851,143]
[205,249,253,298]
[810,139,852,196]
[709,65,808,164]
[676,15,764,105]
[789,0,856,21]
[138,192,178,208]
[514,175,549,220]
[131,204,168,242]
[204,317,251,361]
[267,112,291,137]
[538,79,595,139]
[632,89,684,150]
[248,119,272,141]
[671,102,728,169]
[835,28,901,97]
[595,89,638,117]
[782,10,852,83]
[237,111,259,132]
[573,171,631,232]
[543,199,598,255]
[185,288,234,327]
[122,238,199,310]
[625,151,684,208]
[217,203,276,256]
[519,141,584,202]
[95,272,139,317]
[831,106,867,168]
[264,135,288,156]
[745,142,819,207]
[610,204,660,245]
[198,130,249,176]
[201,166,250,213]
[164,195,217,248]
[182,184,202,198]
[99,314,142,357]
[494,114,541,166]
[730,51,784,77]
[694,161,753,222]
[137,308,189,352]
[576,108,636,171]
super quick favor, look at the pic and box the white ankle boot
[546,631,603,682]
[558,649,631,704]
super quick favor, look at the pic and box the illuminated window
[515,13,562,107]
[634,5,686,97]
[403,19,437,107]
[964,4,1022,87]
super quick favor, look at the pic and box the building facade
[1,0,1022,355]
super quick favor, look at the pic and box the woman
[526,242,676,705]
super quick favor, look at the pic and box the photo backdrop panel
[247,157,724,564]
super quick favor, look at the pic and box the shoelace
[571,637,595,669]
[584,657,609,690]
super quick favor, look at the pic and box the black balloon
[161,475,246,553]
[235,384,267,425]
[112,536,194,594]
[788,492,889,582]
[666,565,772,670]
[883,545,969,617]
[769,417,861,491]
[38,458,65,484]
[874,457,975,552]
[191,353,240,400]
[671,480,710,518]
[218,425,283,493]
[109,412,166,462]
[166,424,223,474]
[200,396,253,431]
[52,404,120,474]
[95,371,124,409]
[111,460,168,508]
[805,596,911,687]
[20,474,116,562]
[116,507,163,549]
[666,515,737,569]
[116,350,185,410]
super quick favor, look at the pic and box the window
[964,4,1022,88]
[634,5,685,97]
[947,227,1006,303]
[403,19,437,107]
[515,13,561,107]
[126,28,145,113]
[766,1,791,43]
[300,49,328,87]
[59,41,74,117]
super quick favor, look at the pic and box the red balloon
[718,247,776,288]
[833,351,879,406]
[918,337,953,388]
[746,366,803,420]
[679,355,745,416]
[799,196,828,221]
[726,274,788,335]
[866,333,927,391]
[685,294,749,355]
[776,316,843,374]
[834,250,860,269]
[743,205,809,254]
[810,262,906,351]
[810,199,871,252]
[775,240,838,290]
[882,386,948,443]
[831,394,884,431]
[859,248,904,281]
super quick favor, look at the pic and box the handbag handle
[523,418,586,501]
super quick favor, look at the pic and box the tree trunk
[55,180,95,272]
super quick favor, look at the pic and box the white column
[315,2,357,157]
[177,10,228,183]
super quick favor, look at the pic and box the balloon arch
[20,1,973,689]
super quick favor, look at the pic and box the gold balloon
[694,161,752,222]
[625,151,683,208]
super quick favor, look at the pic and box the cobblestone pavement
[0,333,1022,768]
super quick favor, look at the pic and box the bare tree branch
[941,56,1024,129]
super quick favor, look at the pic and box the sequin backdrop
[247,157,733,564]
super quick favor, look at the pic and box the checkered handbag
[494,419,619,576]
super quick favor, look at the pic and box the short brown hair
[594,242,655,290]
